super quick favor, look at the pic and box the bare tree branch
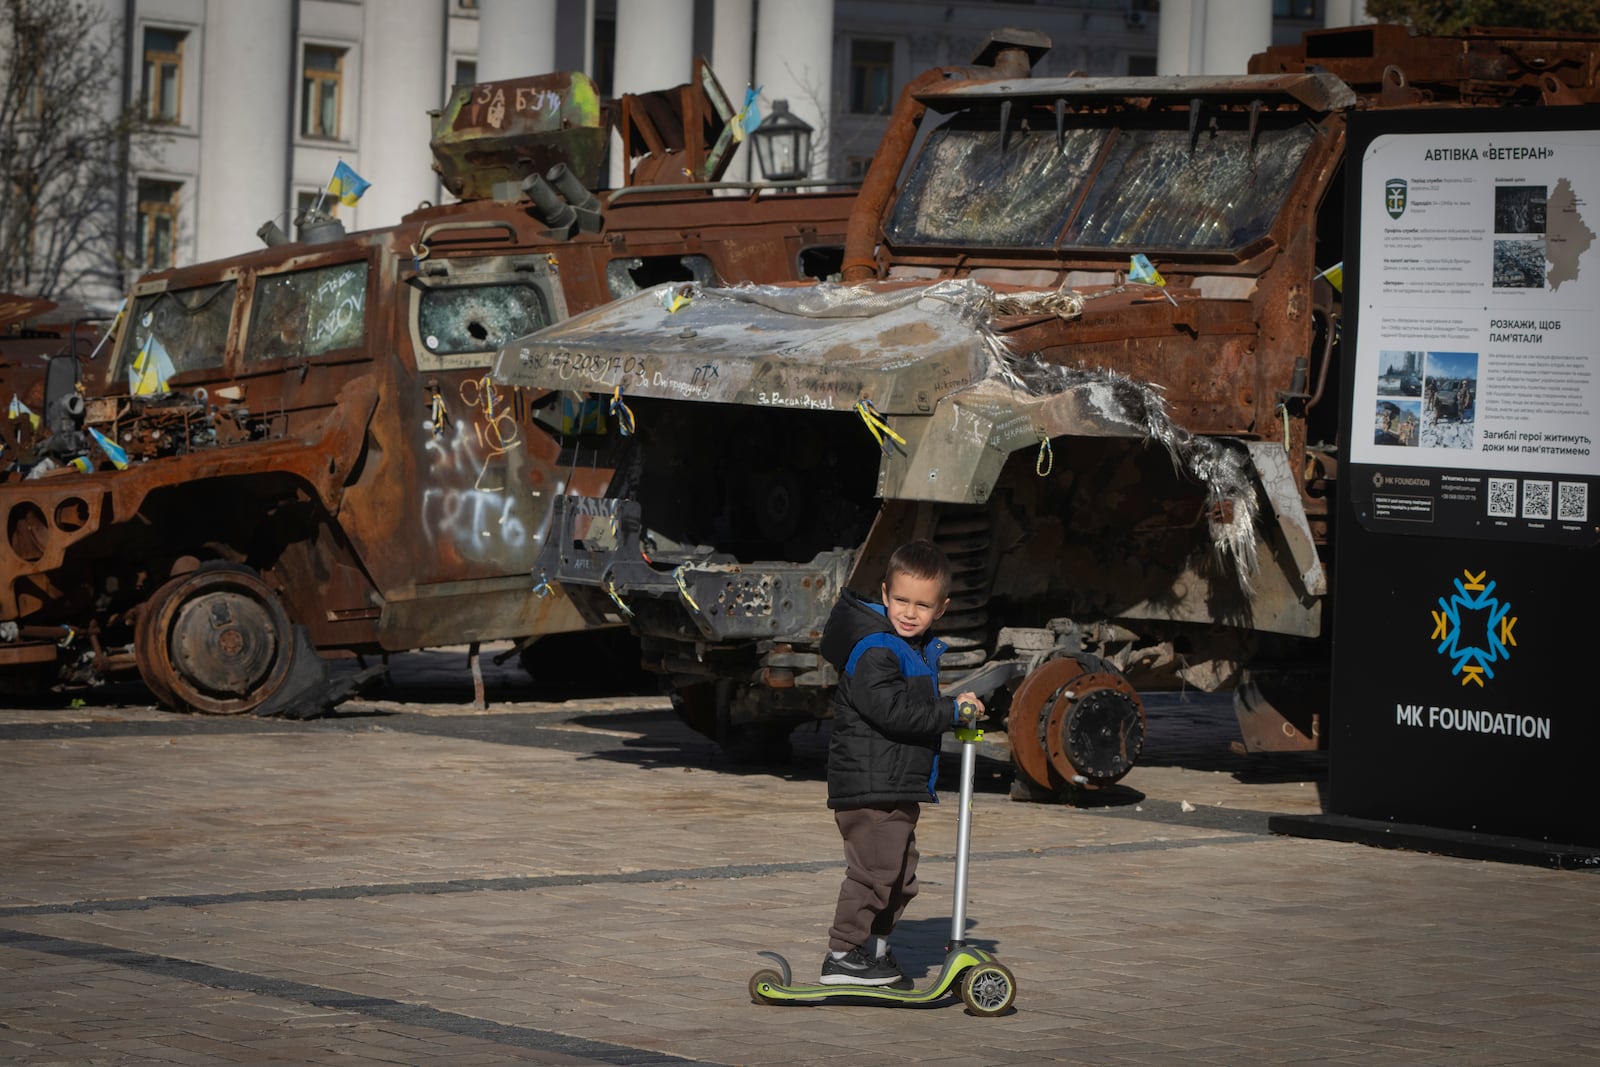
[0,0,163,302]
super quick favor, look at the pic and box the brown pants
[828,803,920,952]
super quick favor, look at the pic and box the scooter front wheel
[960,961,1016,1016]
[749,968,784,1005]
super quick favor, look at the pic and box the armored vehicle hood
[494,277,1262,577]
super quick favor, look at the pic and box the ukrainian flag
[89,426,129,470]
[1129,253,1165,287]
[128,336,175,396]
[328,160,371,207]
[730,85,762,143]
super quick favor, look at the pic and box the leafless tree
[0,0,161,303]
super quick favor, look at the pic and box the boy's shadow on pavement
[889,916,1001,978]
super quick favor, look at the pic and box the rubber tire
[749,968,783,1005]
[960,961,1016,1016]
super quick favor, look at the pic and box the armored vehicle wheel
[960,961,1016,1016]
[1009,654,1145,791]
[134,563,296,715]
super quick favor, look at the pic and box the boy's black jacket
[820,590,952,809]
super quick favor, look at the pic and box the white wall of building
[477,0,558,81]
[195,0,292,261]
[355,0,445,227]
[1324,0,1373,27]
[1157,0,1272,76]
[754,0,834,179]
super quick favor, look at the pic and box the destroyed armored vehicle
[495,25,1600,787]
[0,66,853,713]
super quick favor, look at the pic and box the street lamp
[751,99,813,182]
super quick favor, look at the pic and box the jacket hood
[820,590,894,673]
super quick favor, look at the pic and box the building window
[848,39,894,115]
[302,45,346,139]
[136,179,181,270]
[844,156,873,181]
[454,59,477,88]
[1127,54,1157,76]
[1273,0,1320,17]
[143,28,186,123]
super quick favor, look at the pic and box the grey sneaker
[819,945,905,986]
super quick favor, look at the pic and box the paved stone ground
[1,646,1596,1065]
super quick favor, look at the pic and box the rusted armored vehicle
[495,25,1600,786]
[0,66,853,713]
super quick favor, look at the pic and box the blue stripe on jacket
[841,609,949,799]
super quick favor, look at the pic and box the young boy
[816,539,984,986]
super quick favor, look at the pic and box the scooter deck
[749,947,998,1006]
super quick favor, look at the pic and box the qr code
[1522,479,1552,520]
[1558,481,1589,522]
[1487,477,1518,517]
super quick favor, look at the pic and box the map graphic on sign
[1545,177,1594,290]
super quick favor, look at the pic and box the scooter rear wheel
[749,968,783,1004]
[960,961,1016,1016]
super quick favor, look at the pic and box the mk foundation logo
[1430,569,1518,687]
[1385,177,1408,219]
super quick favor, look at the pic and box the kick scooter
[748,708,1017,1016]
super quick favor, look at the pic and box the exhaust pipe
[547,163,602,232]
[258,220,290,247]
[522,172,577,233]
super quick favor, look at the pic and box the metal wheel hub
[1009,655,1146,789]
[1048,676,1144,783]
[169,591,281,699]
[135,564,296,715]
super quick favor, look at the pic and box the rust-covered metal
[432,71,607,199]
[493,24,1600,776]
[0,65,855,713]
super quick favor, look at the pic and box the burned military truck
[0,67,853,713]
[495,25,1600,786]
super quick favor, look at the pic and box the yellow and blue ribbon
[854,398,905,455]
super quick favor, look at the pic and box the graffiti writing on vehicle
[419,376,532,562]
[469,85,564,130]
[308,269,364,350]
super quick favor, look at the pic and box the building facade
[55,0,1367,310]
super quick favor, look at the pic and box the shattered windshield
[121,282,236,378]
[888,126,1108,248]
[886,110,1316,252]
[247,262,368,361]
[418,283,551,355]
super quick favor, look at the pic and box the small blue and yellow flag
[328,160,371,207]
[128,335,175,396]
[1129,254,1165,287]
[88,426,129,470]
[1317,261,1344,293]
[730,85,763,143]
[7,393,39,429]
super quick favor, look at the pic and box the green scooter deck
[749,947,1016,1015]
